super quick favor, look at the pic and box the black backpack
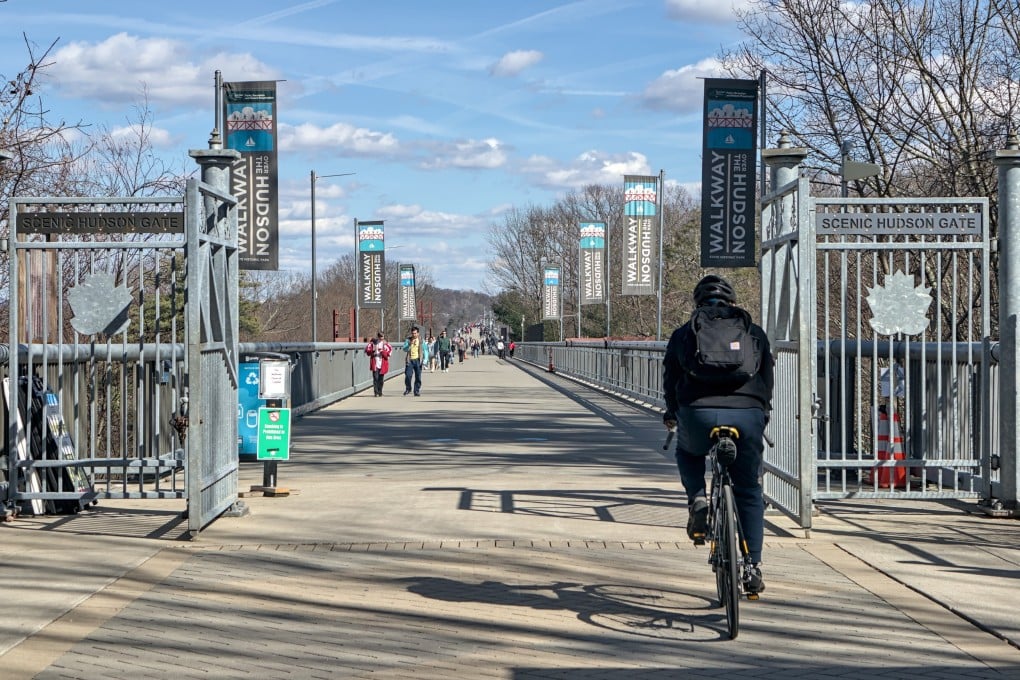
[683,306,761,386]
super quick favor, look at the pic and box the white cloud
[665,0,752,23]
[109,124,176,148]
[421,138,508,169]
[376,203,482,236]
[50,33,278,107]
[642,57,725,112]
[520,150,651,190]
[490,50,544,77]
[281,122,401,156]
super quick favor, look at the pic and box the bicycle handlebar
[662,429,676,450]
[662,426,774,449]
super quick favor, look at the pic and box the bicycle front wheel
[721,484,741,639]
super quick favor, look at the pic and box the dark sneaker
[403,390,410,396]
[686,497,708,545]
[744,564,765,595]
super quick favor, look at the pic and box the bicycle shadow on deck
[400,576,730,641]
[423,486,685,528]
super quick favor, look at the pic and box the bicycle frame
[705,426,757,639]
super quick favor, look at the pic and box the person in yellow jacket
[401,326,429,396]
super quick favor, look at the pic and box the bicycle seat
[709,426,739,466]
[709,426,740,441]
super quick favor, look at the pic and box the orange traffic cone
[867,407,906,488]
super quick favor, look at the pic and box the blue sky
[1,0,748,291]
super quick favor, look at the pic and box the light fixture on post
[310,170,355,343]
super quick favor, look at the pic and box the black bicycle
[704,425,757,640]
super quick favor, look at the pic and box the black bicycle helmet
[693,274,737,306]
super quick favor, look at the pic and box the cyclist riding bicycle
[662,274,774,595]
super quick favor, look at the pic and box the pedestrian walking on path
[436,329,453,372]
[365,332,392,396]
[402,326,428,396]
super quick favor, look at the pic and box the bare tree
[1,35,91,229]
[1,37,199,342]
[725,0,1017,338]
[75,90,190,198]
[727,0,1018,202]
[486,182,719,339]
[486,205,556,303]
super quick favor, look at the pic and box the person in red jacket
[365,332,393,397]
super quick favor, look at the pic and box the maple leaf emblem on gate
[67,272,133,337]
[865,270,932,336]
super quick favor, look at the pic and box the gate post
[763,131,807,189]
[187,136,245,531]
[992,132,1020,514]
[761,131,814,530]
[0,150,10,517]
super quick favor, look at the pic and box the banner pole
[605,220,611,338]
[759,69,767,201]
[213,70,223,145]
[656,169,665,341]
[577,242,582,338]
[560,262,564,342]
[354,217,360,341]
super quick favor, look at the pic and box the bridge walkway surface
[1,353,1019,678]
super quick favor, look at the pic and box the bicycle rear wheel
[721,484,741,639]
[712,496,725,607]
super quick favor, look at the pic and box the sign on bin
[259,359,290,400]
[257,407,291,461]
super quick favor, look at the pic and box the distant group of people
[365,325,512,397]
[427,329,481,371]
[494,338,514,359]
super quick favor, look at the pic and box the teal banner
[622,175,657,295]
[399,264,416,321]
[224,80,279,270]
[358,220,385,308]
[701,78,758,267]
[542,266,561,320]
[579,221,605,305]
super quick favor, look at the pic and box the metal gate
[812,196,991,503]
[762,163,993,529]
[183,177,240,531]
[4,178,239,532]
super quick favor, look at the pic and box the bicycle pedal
[747,593,760,601]
[692,534,706,546]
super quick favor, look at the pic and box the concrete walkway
[1,353,1018,678]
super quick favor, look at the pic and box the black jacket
[663,304,774,414]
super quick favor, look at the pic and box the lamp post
[310,170,355,343]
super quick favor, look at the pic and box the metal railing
[517,340,668,407]
[0,341,374,510]
[516,339,1000,501]
[3,336,999,510]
